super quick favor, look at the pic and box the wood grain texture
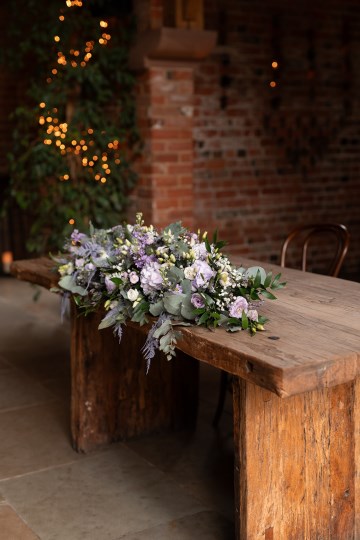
[233,376,359,539]
[10,256,360,397]
[70,303,199,453]
[10,257,58,289]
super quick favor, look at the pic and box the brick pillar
[131,65,195,230]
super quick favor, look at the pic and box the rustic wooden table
[11,256,360,539]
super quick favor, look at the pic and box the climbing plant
[1,0,139,253]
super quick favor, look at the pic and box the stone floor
[0,277,234,540]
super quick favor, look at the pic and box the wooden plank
[10,256,360,397]
[70,303,199,452]
[10,257,58,289]
[233,377,358,539]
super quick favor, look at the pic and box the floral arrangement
[54,214,285,370]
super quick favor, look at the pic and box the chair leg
[212,370,229,428]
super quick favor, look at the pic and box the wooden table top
[11,256,360,398]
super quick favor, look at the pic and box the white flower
[219,271,230,287]
[127,289,139,301]
[184,266,197,280]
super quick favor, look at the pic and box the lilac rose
[192,260,215,289]
[229,297,248,319]
[191,293,205,308]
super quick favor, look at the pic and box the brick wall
[193,0,360,277]
[1,0,360,277]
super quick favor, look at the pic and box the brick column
[128,3,217,230]
[132,65,195,229]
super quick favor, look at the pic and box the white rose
[184,266,197,280]
[127,289,139,301]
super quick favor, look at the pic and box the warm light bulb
[270,81,277,88]
[272,61,278,69]
[39,102,46,108]
[100,20,108,28]
[54,36,60,42]
[69,218,75,225]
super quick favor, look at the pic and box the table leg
[70,306,199,453]
[233,376,360,539]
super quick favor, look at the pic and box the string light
[270,81,277,88]
[69,218,75,225]
[38,4,122,190]
[272,61,279,69]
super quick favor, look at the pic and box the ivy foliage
[1,0,140,253]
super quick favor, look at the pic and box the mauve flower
[191,293,205,308]
[173,284,183,295]
[247,309,258,322]
[229,297,248,318]
[193,260,215,289]
[75,258,85,268]
[105,276,116,293]
[129,271,139,284]
[71,229,86,243]
[140,261,163,295]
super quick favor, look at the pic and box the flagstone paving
[0,277,234,540]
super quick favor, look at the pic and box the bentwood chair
[280,223,350,277]
[212,222,350,428]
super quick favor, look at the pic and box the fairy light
[272,61,279,69]
[69,218,75,225]
[270,81,277,88]
[38,5,120,191]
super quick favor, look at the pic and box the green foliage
[1,0,140,253]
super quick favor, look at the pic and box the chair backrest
[280,223,350,277]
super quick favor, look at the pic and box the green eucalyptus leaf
[58,275,87,296]
[149,300,164,317]
[163,293,184,316]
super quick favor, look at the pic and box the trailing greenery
[1,0,139,253]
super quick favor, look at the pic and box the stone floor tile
[1,445,206,540]
[0,277,62,319]
[116,510,234,540]
[0,505,39,540]
[0,402,82,480]
[0,300,70,382]
[0,362,57,412]
[125,391,234,520]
